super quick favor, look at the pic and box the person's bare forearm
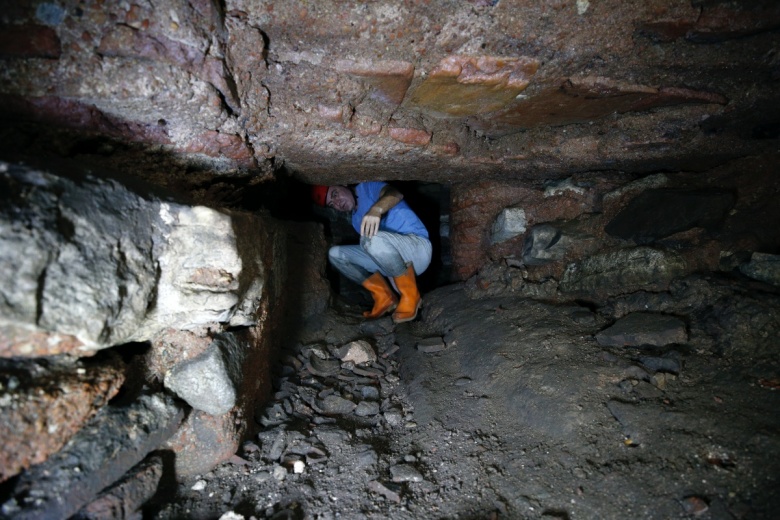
[371,186,403,215]
[361,186,403,237]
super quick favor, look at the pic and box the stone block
[0,95,171,145]
[182,131,256,167]
[164,411,242,477]
[471,76,726,136]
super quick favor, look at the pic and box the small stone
[355,401,380,417]
[638,355,682,374]
[417,337,446,353]
[254,471,271,483]
[191,480,207,491]
[337,340,377,365]
[368,480,401,503]
[651,372,667,390]
[491,208,527,244]
[272,465,287,481]
[359,386,380,400]
[681,495,709,516]
[308,356,340,377]
[293,460,305,474]
[218,512,244,520]
[356,448,378,468]
[390,464,424,483]
[384,411,403,426]
[320,395,357,415]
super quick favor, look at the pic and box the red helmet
[311,185,330,206]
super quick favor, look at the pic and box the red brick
[388,127,432,146]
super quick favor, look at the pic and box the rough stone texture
[164,333,244,416]
[73,453,165,520]
[0,1,777,188]
[164,410,241,478]
[0,354,125,483]
[284,222,333,323]
[560,247,688,298]
[0,394,184,520]
[490,208,527,245]
[0,161,280,354]
[595,312,688,347]
[451,180,598,280]
[605,189,736,244]
[522,222,590,266]
[164,323,282,477]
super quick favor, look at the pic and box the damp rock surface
[148,275,780,520]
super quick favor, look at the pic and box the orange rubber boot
[361,272,399,319]
[392,265,421,323]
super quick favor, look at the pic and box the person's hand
[361,207,382,237]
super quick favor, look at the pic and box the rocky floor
[150,273,780,520]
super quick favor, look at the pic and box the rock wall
[0,160,331,512]
[451,152,780,297]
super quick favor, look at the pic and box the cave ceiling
[0,0,778,189]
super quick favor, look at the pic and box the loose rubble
[149,275,780,519]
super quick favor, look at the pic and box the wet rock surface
[149,275,780,520]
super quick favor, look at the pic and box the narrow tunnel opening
[232,170,454,306]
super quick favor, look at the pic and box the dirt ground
[150,272,780,520]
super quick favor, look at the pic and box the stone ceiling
[0,0,778,190]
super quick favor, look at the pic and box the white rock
[490,208,527,244]
[191,479,207,491]
[339,340,377,365]
[293,460,306,474]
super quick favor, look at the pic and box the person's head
[311,185,355,212]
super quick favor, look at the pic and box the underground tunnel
[1,1,780,519]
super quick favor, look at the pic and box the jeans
[328,231,432,284]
